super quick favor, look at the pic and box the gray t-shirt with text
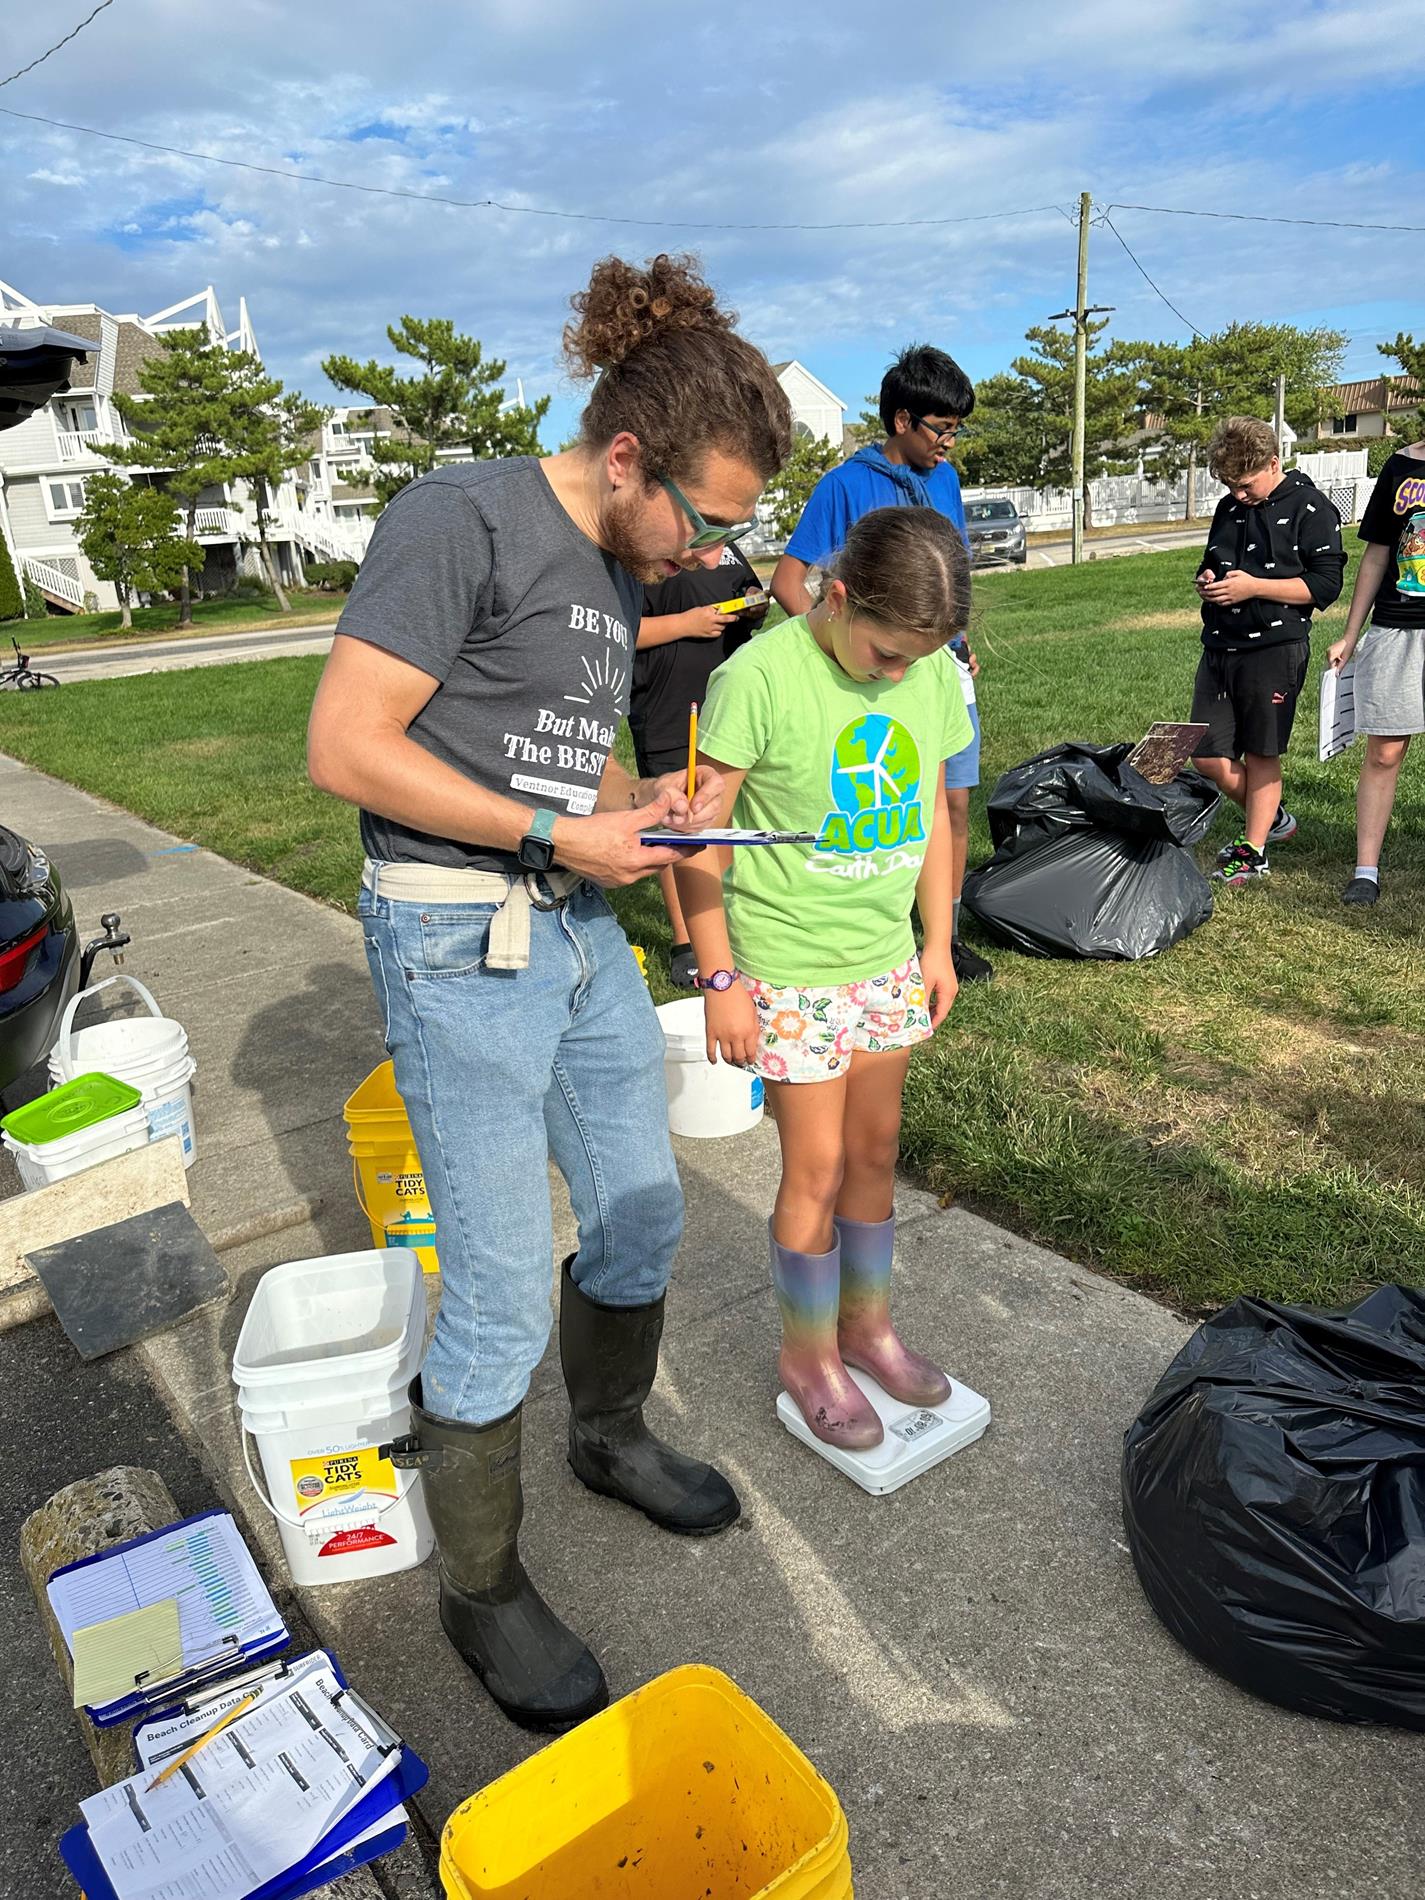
[336,459,641,873]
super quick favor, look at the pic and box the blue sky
[4,0,1423,443]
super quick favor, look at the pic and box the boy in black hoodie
[1192,416,1346,886]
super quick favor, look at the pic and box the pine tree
[1009,322,1141,529]
[322,317,550,510]
[1379,333,1425,443]
[220,358,328,612]
[1135,324,1347,519]
[102,328,246,627]
[76,473,203,629]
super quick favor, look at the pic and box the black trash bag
[963,821,1214,960]
[963,744,1220,960]
[1122,1286,1425,1729]
[985,741,1220,849]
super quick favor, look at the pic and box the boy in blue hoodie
[771,344,990,981]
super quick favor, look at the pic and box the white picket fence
[964,447,1371,534]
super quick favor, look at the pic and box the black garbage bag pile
[1122,1285,1425,1728]
[962,741,1220,959]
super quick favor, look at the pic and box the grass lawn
[0,545,1420,1313]
[2,589,346,650]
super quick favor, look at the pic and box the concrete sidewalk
[3,750,1416,1900]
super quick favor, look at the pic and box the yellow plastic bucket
[343,1061,440,1275]
[439,1664,852,1899]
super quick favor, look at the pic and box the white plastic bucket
[49,975,198,1167]
[656,997,764,1140]
[231,1248,433,1588]
[2,1104,149,1191]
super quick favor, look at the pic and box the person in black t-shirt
[1191,416,1345,888]
[1327,438,1425,906]
[631,543,769,984]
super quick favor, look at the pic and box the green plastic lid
[1,1071,144,1148]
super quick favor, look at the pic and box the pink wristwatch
[692,969,736,992]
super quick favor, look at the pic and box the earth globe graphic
[829,714,922,818]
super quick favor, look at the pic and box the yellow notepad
[71,1597,183,1711]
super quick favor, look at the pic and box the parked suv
[966,497,1027,567]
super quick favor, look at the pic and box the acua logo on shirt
[819,714,926,856]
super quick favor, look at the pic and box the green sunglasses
[659,476,758,550]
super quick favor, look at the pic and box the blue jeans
[358,876,683,1425]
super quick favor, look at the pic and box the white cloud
[0,0,1420,436]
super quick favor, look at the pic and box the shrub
[0,536,21,621]
[304,559,358,591]
[22,577,48,620]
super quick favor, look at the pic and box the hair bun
[564,253,735,378]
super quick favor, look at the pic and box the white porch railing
[56,429,110,462]
[193,506,235,537]
[24,557,85,609]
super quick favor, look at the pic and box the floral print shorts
[739,956,933,1083]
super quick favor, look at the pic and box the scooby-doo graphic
[1399,508,1425,598]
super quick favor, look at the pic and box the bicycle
[0,635,60,690]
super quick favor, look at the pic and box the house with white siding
[771,360,847,447]
[0,280,359,613]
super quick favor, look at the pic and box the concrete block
[18,1465,181,1787]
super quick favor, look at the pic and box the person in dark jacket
[1191,416,1346,887]
[631,543,769,985]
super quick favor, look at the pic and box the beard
[600,487,682,584]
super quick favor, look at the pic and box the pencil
[687,701,698,803]
[144,1689,261,1791]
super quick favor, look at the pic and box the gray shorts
[1355,624,1425,736]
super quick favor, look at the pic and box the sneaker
[669,944,699,988]
[1214,831,1250,866]
[1212,840,1270,888]
[1267,806,1298,845]
[952,938,994,983]
[1341,875,1380,907]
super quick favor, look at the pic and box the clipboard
[47,1509,289,1726]
[59,1649,428,1900]
[640,827,822,846]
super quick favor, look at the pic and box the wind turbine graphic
[839,723,904,810]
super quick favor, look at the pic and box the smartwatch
[693,968,736,993]
[517,809,557,873]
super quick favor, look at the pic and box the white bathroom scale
[775,1366,990,1496]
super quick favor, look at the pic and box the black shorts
[630,737,690,781]
[1191,640,1309,761]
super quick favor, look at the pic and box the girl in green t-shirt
[675,508,973,1449]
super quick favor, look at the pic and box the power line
[1097,210,1205,338]
[0,0,116,93]
[1105,199,1425,236]
[0,103,1064,231]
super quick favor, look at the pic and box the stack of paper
[48,1511,287,1724]
[59,1650,426,1900]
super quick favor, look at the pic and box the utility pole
[1273,372,1287,452]
[1048,193,1113,565]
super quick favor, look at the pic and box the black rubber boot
[559,1259,741,1535]
[398,1380,607,1732]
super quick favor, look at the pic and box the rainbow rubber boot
[770,1225,883,1449]
[835,1213,951,1407]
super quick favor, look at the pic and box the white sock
[1353,864,1379,884]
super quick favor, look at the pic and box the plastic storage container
[439,1664,852,1899]
[232,1248,433,1588]
[1,1071,148,1190]
[656,998,764,1140]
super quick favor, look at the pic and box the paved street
[2,747,1418,1900]
[35,621,338,683]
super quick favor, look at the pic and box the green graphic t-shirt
[697,616,973,985]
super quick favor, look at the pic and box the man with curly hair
[308,255,791,1731]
